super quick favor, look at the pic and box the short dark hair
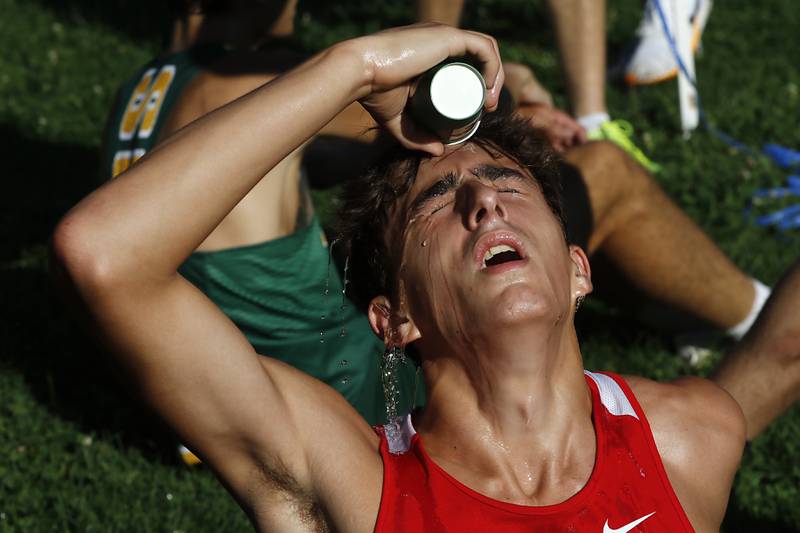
[336,110,566,312]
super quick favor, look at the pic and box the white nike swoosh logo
[603,511,656,533]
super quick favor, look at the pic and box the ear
[568,245,593,299]
[367,295,422,347]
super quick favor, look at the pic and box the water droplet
[381,347,408,422]
[340,255,350,312]
[323,238,339,297]
[339,359,349,367]
[421,240,428,247]
[339,328,347,337]
[341,377,350,385]
[320,314,326,320]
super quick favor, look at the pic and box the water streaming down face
[382,345,408,446]
[386,213,427,425]
[380,210,436,433]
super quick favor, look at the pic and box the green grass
[1,0,798,530]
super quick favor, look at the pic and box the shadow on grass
[723,501,798,533]
[0,122,179,463]
[576,252,718,341]
[0,124,98,260]
[30,0,172,47]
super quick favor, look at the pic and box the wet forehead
[402,144,531,211]
[417,144,524,183]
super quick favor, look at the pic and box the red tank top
[374,371,694,532]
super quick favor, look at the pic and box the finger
[462,30,503,108]
[386,115,445,157]
[461,31,501,85]
[519,83,553,108]
[554,126,572,141]
[562,115,583,131]
[488,64,504,111]
[563,132,579,149]
[545,131,565,153]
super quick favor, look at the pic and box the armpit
[251,457,331,532]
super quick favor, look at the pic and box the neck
[414,319,594,500]
[169,13,204,53]
[421,319,588,424]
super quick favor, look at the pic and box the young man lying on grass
[53,23,799,532]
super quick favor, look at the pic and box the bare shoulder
[160,47,307,135]
[625,375,745,439]
[623,375,745,530]
[624,375,745,472]
[160,71,276,136]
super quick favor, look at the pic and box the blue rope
[651,0,799,164]
[651,0,800,229]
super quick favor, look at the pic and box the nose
[460,180,507,230]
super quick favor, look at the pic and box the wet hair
[336,110,566,312]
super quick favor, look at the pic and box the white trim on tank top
[384,370,638,454]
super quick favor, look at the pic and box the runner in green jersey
[101,1,420,426]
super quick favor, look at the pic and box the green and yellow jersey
[102,44,226,178]
[102,45,420,425]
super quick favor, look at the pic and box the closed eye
[411,171,459,216]
[410,166,528,217]
[431,185,517,214]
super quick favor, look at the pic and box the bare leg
[547,0,607,117]
[415,0,464,25]
[713,260,800,439]
[565,141,754,329]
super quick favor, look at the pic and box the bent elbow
[50,212,121,295]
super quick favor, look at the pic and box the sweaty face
[388,143,576,351]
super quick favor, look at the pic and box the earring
[381,345,407,423]
[575,294,585,310]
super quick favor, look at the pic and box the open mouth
[482,244,523,268]
[473,231,528,272]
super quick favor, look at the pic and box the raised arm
[51,24,502,530]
